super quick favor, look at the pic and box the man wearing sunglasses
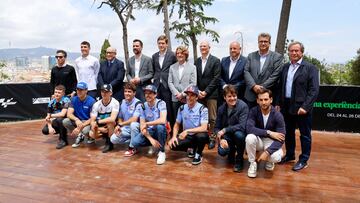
[50,50,77,98]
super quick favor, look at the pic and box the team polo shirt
[91,98,120,120]
[176,102,208,134]
[141,99,167,129]
[119,97,142,121]
[47,96,71,114]
[69,95,96,121]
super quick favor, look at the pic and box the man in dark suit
[152,35,177,126]
[126,39,154,101]
[220,41,247,103]
[244,33,284,108]
[98,47,125,102]
[277,41,319,171]
[195,41,221,149]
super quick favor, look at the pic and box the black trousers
[42,118,67,143]
[157,83,174,127]
[171,132,209,155]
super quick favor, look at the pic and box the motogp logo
[0,98,17,108]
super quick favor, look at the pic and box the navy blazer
[97,58,125,93]
[220,55,247,96]
[277,59,319,115]
[246,105,285,154]
[152,50,177,89]
[195,54,221,99]
[214,99,248,134]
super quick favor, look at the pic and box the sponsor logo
[0,98,17,108]
[32,97,50,104]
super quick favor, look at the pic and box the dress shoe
[208,139,216,150]
[233,161,243,172]
[279,156,295,164]
[102,143,114,153]
[56,140,68,149]
[292,161,308,171]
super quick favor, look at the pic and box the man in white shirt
[74,41,100,99]
[126,39,154,102]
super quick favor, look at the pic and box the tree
[100,38,111,61]
[350,49,360,85]
[96,0,150,65]
[275,0,292,55]
[170,0,219,60]
[303,55,334,85]
[0,61,9,82]
[148,0,175,50]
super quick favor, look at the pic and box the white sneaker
[157,151,166,165]
[265,161,275,171]
[148,146,155,155]
[248,162,257,178]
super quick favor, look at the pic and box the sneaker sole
[247,173,257,178]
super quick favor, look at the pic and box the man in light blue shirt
[110,83,142,156]
[131,84,168,165]
[168,85,209,165]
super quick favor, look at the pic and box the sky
[0,0,359,63]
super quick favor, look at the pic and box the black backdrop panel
[0,83,51,121]
[312,86,360,132]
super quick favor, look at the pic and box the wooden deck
[0,120,359,202]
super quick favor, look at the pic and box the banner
[312,86,360,132]
[1,84,360,132]
[0,83,51,121]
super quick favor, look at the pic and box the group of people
[43,33,319,178]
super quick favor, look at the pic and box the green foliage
[328,62,352,85]
[350,49,360,85]
[303,55,335,85]
[170,0,219,59]
[100,39,111,62]
[0,61,9,82]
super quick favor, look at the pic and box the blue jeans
[131,125,167,152]
[218,131,246,163]
[110,122,139,148]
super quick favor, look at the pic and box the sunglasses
[55,56,64,59]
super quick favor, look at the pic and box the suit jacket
[195,54,221,99]
[152,50,177,89]
[126,54,154,86]
[220,55,247,97]
[97,58,125,93]
[244,51,284,102]
[246,105,285,154]
[277,59,319,115]
[168,62,197,102]
[214,99,248,134]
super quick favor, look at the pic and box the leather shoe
[279,156,295,164]
[292,161,308,171]
[208,139,216,150]
[233,161,243,173]
[56,140,68,149]
[102,143,114,153]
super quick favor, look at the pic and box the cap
[101,84,112,92]
[143,84,157,94]
[184,85,199,96]
[76,82,88,90]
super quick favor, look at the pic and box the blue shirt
[141,99,167,129]
[286,58,302,98]
[118,97,142,121]
[47,96,70,114]
[176,102,208,134]
[69,95,96,121]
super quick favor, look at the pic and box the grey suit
[168,62,197,102]
[126,54,154,101]
[244,50,284,103]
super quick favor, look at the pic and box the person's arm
[168,65,180,95]
[261,53,284,89]
[111,60,125,88]
[93,59,100,84]
[219,58,227,88]
[244,56,257,90]
[50,108,67,118]
[140,57,154,84]
[69,66,78,96]
[204,58,221,96]
[246,108,268,137]
[126,60,132,82]
[301,64,320,113]
[145,101,167,126]
[168,121,181,149]
[225,102,248,133]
